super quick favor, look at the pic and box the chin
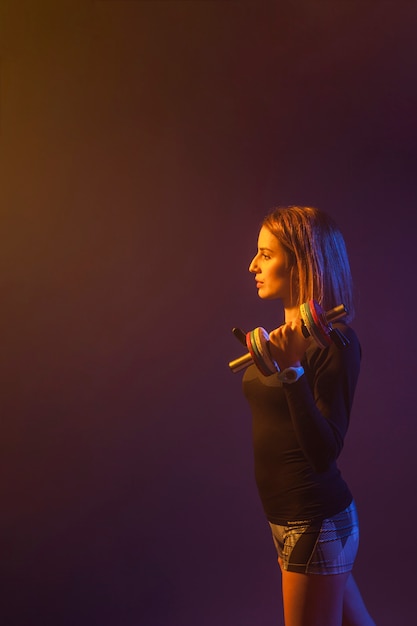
[258,291,278,300]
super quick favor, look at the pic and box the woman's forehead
[257,225,280,249]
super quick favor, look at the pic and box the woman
[242,206,375,626]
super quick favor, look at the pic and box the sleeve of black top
[283,325,361,473]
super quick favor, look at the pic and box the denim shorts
[268,500,360,575]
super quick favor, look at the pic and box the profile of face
[249,226,293,304]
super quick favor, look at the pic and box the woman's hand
[268,319,309,370]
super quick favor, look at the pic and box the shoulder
[304,322,361,373]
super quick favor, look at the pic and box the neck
[284,305,300,323]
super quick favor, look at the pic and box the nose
[249,255,258,274]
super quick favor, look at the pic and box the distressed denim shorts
[268,500,360,575]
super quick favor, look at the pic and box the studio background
[1,2,416,625]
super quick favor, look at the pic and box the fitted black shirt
[242,323,361,525]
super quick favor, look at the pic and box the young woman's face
[249,226,293,303]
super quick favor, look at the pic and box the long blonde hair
[262,206,354,321]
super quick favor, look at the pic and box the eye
[262,253,271,260]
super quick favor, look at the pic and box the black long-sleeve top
[242,323,361,524]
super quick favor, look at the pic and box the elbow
[310,445,342,474]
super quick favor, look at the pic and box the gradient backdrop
[1,2,416,625]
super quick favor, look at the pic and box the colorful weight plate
[299,302,315,342]
[250,329,273,376]
[246,331,269,376]
[308,300,331,348]
[246,331,257,361]
[253,327,278,375]
[300,301,328,349]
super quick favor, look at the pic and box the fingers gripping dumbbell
[228,300,349,376]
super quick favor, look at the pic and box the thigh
[342,574,376,626]
[281,568,350,626]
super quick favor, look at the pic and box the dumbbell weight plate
[248,329,274,376]
[245,330,256,360]
[308,300,332,349]
[253,327,279,375]
[245,331,269,377]
[300,302,325,348]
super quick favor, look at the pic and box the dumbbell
[228,300,349,376]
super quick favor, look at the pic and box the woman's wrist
[277,360,302,370]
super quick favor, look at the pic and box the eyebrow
[259,247,274,253]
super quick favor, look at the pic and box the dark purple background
[1,2,416,625]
